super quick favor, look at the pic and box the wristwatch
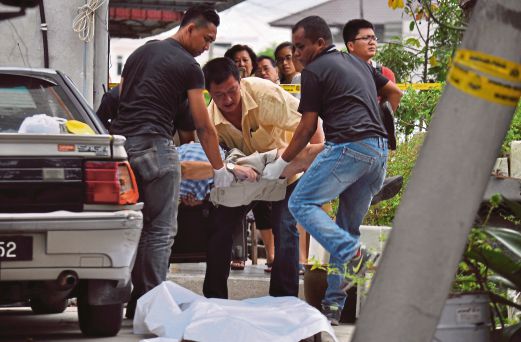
[226,162,236,173]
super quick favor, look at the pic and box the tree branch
[422,0,467,32]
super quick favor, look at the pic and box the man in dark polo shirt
[263,15,402,325]
[110,5,238,319]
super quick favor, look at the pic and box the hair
[180,5,220,28]
[224,44,258,75]
[202,57,241,90]
[274,41,295,58]
[342,19,374,43]
[292,16,332,45]
[257,55,276,67]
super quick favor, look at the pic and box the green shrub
[502,102,521,155]
[363,133,426,226]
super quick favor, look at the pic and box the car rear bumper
[0,210,142,283]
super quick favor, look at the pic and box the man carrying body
[110,6,254,318]
[263,16,402,325]
[201,57,323,299]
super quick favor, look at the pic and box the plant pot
[434,292,491,342]
[303,266,357,323]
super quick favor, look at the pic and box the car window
[0,75,82,133]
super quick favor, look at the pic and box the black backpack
[379,101,397,150]
[374,62,397,150]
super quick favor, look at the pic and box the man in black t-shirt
[110,5,254,319]
[263,16,402,325]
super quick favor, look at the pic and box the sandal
[299,264,306,276]
[230,259,245,270]
[264,262,273,273]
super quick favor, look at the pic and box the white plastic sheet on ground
[134,281,338,342]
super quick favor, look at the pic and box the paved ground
[0,261,354,342]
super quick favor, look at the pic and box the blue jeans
[289,137,387,309]
[124,135,181,313]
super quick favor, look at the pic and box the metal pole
[93,0,109,110]
[353,1,521,341]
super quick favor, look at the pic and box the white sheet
[134,281,338,342]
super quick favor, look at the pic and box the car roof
[0,67,58,76]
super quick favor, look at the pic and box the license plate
[0,236,33,261]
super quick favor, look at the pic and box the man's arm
[187,89,224,170]
[309,118,325,144]
[379,81,403,112]
[281,112,319,162]
[280,143,324,178]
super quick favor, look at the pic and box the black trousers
[203,181,300,299]
[203,204,251,298]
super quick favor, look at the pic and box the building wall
[0,0,108,106]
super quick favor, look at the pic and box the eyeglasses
[212,86,240,101]
[276,55,293,65]
[353,35,378,42]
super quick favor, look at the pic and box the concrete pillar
[353,1,521,341]
[511,141,521,178]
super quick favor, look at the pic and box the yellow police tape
[454,49,521,84]
[281,83,442,93]
[447,49,521,107]
[280,84,301,94]
[448,63,521,107]
[112,81,443,95]
[396,83,442,90]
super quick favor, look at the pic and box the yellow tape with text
[447,49,521,107]
[454,49,521,84]
[448,63,521,107]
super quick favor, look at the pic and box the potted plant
[447,195,521,341]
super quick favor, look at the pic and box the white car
[0,67,143,337]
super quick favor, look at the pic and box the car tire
[78,292,123,337]
[30,297,69,314]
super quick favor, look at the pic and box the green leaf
[465,246,521,289]
[405,37,420,48]
[488,274,517,290]
[486,227,521,259]
[409,20,415,32]
[490,193,502,208]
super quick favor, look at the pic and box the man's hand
[262,157,289,180]
[213,166,234,188]
[180,193,204,207]
[232,165,258,182]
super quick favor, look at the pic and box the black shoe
[341,247,380,292]
[321,304,341,326]
[371,175,403,205]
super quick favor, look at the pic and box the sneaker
[341,246,380,292]
[371,175,403,205]
[321,305,341,326]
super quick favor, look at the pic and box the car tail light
[85,161,139,204]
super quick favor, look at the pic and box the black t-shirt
[298,47,389,143]
[110,38,201,138]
